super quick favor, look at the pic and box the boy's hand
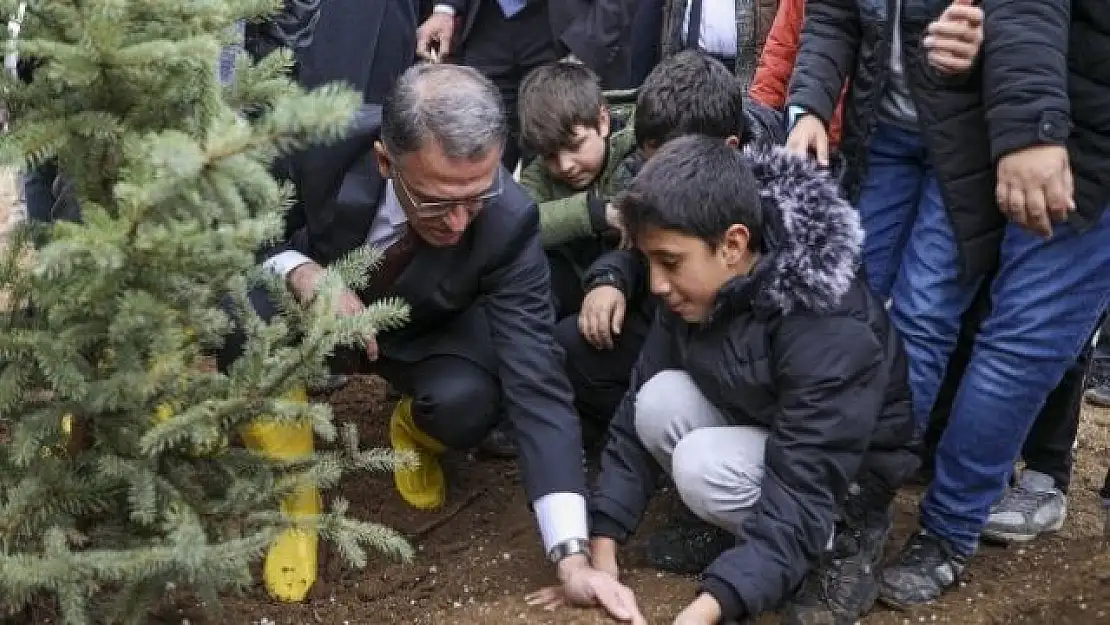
[924,0,983,75]
[579,286,625,350]
[786,115,829,167]
[672,593,723,625]
[591,537,621,579]
[996,145,1074,237]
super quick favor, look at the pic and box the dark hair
[518,62,605,156]
[634,51,747,149]
[617,135,762,251]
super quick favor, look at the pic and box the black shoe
[879,530,967,609]
[781,504,893,625]
[643,517,734,575]
[475,420,517,459]
[1085,383,1110,408]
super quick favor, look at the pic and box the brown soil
[201,376,1110,625]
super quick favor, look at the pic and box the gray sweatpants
[634,369,770,535]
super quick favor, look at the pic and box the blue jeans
[891,206,1110,556]
[855,122,941,300]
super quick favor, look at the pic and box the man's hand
[579,286,626,350]
[785,114,829,167]
[416,13,455,61]
[524,555,646,624]
[924,0,983,75]
[996,144,1075,237]
[288,262,380,361]
[672,593,723,625]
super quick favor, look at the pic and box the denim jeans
[854,122,940,300]
[891,206,1110,556]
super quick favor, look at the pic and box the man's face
[637,224,753,323]
[375,140,503,247]
[541,110,610,190]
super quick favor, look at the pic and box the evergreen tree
[0,1,412,622]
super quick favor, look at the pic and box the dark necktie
[364,226,420,300]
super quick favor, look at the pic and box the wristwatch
[584,271,621,292]
[547,538,592,565]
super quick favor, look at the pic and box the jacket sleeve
[589,309,677,541]
[980,0,1071,161]
[582,248,645,299]
[479,207,589,501]
[749,0,803,110]
[699,314,885,621]
[435,0,468,12]
[259,104,383,265]
[519,160,609,248]
[786,0,860,125]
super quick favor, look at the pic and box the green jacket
[519,125,638,248]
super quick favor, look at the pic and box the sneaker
[781,504,893,625]
[982,469,1066,543]
[1085,383,1110,408]
[643,518,735,575]
[878,530,966,609]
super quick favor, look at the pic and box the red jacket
[749,0,846,150]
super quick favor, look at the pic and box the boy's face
[637,224,755,323]
[542,108,611,190]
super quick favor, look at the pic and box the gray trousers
[635,370,769,534]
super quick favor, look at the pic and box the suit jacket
[441,0,639,88]
[249,0,416,103]
[264,105,588,503]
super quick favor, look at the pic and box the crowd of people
[17,0,1110,624]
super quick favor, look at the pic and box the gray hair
[381,63,508,160]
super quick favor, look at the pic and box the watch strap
[548,538,592,565]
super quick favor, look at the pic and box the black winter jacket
[589,147,918,621]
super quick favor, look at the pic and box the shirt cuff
[786,105,809,132]
[263,250,313,280]
[433,4,456,15]
[534,492,589,554]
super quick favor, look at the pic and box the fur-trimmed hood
[713,146,863,319]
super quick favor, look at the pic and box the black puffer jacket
[589,147,918,621]
[787,0,1006,277]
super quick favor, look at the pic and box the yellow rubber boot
[240,386,320,603]
[390,397,446,510]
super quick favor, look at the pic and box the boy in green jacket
[517,62,637,318]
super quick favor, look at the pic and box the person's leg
[883,208,1110,608]
[23,161,58,224]
[919,279,992,482]
[554,313,647,447]
[546,251,586,319]
[853,122,928,300]
[1084,314,1110,406]
[632,369,761,572]
[888,173,983,433]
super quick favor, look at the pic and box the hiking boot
[781,504,893,625]
[982,469,1066,543]
[643,518,735,574]
[878,530,966,609]
[1085,382,1110,408]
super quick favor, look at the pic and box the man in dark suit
[222,63,647,621]
[248,0,417,104]
[415,0,638,170]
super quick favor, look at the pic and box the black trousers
[459,0,558,171]
[925,277,1088,493]
[554,310,651,443]
[218,287,502,450]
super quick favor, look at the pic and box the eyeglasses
[392,167,503,220]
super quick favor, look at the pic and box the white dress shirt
[263,180,589,555]
[683,0,737,58]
